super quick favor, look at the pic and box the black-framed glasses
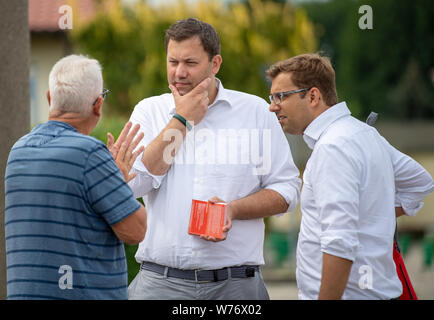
[92,88,110,106]
[269,88,310,105]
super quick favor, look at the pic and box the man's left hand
[199,196,233,242]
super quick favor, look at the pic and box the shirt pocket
[206,137,260,200]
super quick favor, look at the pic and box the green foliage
[124,244,140,284]
[302,0,434,120]
[90,114,128,143]
[70,0,317,116]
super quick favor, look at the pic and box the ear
[92,98,103,117]
[211,54,222,75]
[309,87,322,107]
[46,90,51,106]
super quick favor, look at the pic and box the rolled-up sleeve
[128,102,168,199]
[381,137,434,216]
[128,167,166,199]
[258,108,301,211]
[312,143,361,262]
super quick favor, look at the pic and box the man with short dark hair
[5,54,147,300]
[266,53,434,299]
[127,18,301,300]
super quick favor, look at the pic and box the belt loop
[245,267,255,277]
[213,270,218,282]
[163,266,169,278]
[227,266,232,279]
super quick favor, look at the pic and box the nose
[269,102,280,113]
[175,63,188,79]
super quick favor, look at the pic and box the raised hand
[107,121,144,183]
[169,77,211,126]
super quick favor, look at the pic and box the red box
[188,199,226,239]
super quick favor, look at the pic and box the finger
[203,96,210,107]
[131,131,144,151]
[208,196,224,204]
[124,123,140,147]
[200,92,209,106]
[116,121,133,148]
[208,197,217,204]
[107,133,120,160]
[194,77,211,92]
[125,171,137,183]
[117,141,128,162]
[187,77,211,97]
[200,235,218,242]
[107,132,114,149]
[127,123,141,139]
[169,84,180,98]
[223,219,232,232]
[129,145,144,167]
[124,131,144,164]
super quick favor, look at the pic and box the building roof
[29,0,97,32]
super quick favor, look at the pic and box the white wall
[30,33,70,125]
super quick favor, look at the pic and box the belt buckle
[194,269,210,283]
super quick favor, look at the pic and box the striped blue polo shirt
[5,120,141,300]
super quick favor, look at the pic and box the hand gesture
[169,77,211,125]
[107,121,144,183]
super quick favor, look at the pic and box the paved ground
[264,241,434,300]
[265,281,299,300]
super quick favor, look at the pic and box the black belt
[140,261,259,283]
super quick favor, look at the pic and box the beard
[169,79,194,96]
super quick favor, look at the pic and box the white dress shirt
[297,102,434,300]
[128,80,301,270]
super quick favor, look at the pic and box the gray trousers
[128,267,270,300]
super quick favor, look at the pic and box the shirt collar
[44,120,78,132]
[303,101,351,150]
[169,78,232,116]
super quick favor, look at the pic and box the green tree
[302,0,434,120]
[70,0,317,117]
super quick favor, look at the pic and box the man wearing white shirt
[126,18,301,299]
[266,53,434,300]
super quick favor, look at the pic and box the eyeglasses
[92,88,110,106]
[268,88,310,105]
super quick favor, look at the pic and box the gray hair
[48,54,103,116]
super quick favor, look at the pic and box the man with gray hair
[5,54,147,299]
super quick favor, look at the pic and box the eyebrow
[168,56,198,62]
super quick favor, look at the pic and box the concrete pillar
[0,0,30,299]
